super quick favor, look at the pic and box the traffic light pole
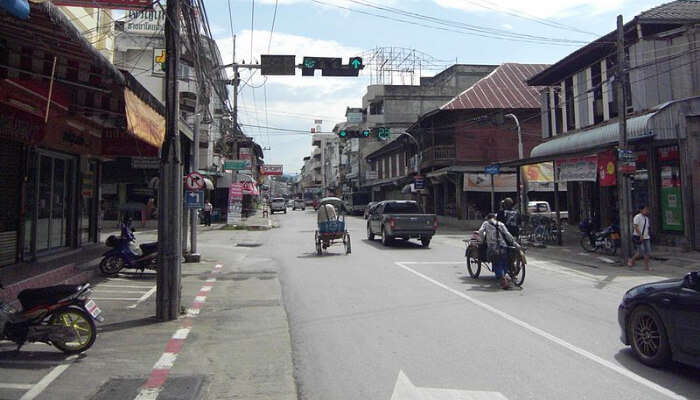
[157,0,182,321]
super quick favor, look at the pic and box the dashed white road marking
[395,261,686,400]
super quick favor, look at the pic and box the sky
[203,0,662,174]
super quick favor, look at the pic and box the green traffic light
[362,129,370,137]
[339,130,347,137]
[304,59,316,68]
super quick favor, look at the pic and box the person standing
[628,205,651,271]
[204,201,213,226]
[497,197,520,240]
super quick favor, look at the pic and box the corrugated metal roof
[638,0,700,22]
[441,63,550,110]
[530,112,658,158]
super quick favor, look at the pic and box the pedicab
[315,198,351,255]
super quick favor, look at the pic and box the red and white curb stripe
[134,264,222,400]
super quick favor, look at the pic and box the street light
[504,113,526,215]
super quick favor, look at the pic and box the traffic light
[338,129,348,138]
[377,127,391,140]
[361,129,371,138]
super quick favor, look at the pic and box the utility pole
[188,96,201,262]
[157,0,182,321]
[616,14,632,263]
[504,113,526,216]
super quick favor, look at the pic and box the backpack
[504,209,519,230]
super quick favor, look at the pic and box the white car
[270,198,287,214]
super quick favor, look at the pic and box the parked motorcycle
[0,281,103,354]
[100,218,158,276]
[579,219,620,255]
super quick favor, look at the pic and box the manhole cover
[236,242,262,247]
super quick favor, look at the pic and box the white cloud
[433,0,626,19]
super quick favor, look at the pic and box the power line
[309,0,591,46]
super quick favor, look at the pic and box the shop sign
[239,147,252,161]
[262,164,283,175]
[131,157,160,169]
[347,112,362,124]
[0,106,45,144]
[464,173,516,193]
[658,146,679,162]
[124,3,164,33]
[619,161,636,175]
[617,149,635,161]
[229,183,243,201]
[522,163,554,183]
[598,150,616,187]
[41,127,100,155]
[365,170,378,180]
[228,183,243,225]
[660,166,683,231]
[556,155,597,182]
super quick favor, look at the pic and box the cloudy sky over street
[206,0,660,173]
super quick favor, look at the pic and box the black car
[618,271,700,368]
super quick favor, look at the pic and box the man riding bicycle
[478,213,521,290]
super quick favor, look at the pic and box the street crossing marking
[394,262,686,400]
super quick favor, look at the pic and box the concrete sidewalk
[0,228,297,400]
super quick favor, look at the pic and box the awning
[531,111,657,158]
[124,88,165,149]
[426,165,517,178]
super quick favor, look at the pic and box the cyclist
[478,213,521,290]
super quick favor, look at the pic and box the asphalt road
[271,209,700,400]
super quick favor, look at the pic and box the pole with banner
[616,14,632,263]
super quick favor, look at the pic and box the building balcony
[421,145,455,168]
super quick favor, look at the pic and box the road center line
[394,261,686,400]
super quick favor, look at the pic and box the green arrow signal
[351,58,362,69]
[339,130,347,137]
[362,129,370,137]
[304,59,316,68]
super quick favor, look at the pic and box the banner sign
[556,155,597,182]
[597,150,616,187]
[52,0,153,10]
[241,181,259,196]
[227,183,243,225]
[522,163,554,183]
[131,156,160,169]
[660,166,683,231]
[464,173,516,192]
[262,164,283,175]
[366,170,378,180]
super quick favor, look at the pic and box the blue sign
[414,176,425,190]
[184,190,204,209]
[485,164,501,175]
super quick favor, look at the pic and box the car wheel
[381,226,392,247]
[421,237,431,248]
[367,224,375,241]
[628,305,672,368]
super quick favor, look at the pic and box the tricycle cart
[315,203,351,255]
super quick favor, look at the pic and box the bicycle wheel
[508,254,526,287]
[465,246,482,279]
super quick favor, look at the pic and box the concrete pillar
[456,174,464,220]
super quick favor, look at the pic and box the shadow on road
[458,275,524,292]
[613,349,700,399]
[362,238,428,250]
[297,252,346,258]
[98,316,159,334]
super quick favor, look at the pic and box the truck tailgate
[390,214,435,230]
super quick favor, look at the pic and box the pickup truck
[366,200,437,247]
[527,201,568,223]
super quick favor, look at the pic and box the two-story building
[523,0,700,249]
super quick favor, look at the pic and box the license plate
[85,299,104,322]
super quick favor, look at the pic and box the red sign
[597,150,616,187]
[619,161,636,175]
[50,0,153,9]
[184,172,205,190]
[241,181,259,196]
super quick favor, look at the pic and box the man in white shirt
[628,205,651,270]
